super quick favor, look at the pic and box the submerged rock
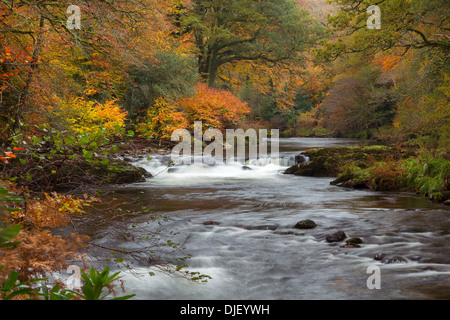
[294,219,317,229]
[342,237,363,248]
[373,253,387,261]
[382,255,408,264]
[204,221,220,226]
[373,253,408,264]
[326,231,347,243]
[237,224,278,231]
[346,237,363,245]
[274,231,304,236]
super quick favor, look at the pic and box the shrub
[404,156,450,199]
[52,98,128,135]
[178,83,250,131]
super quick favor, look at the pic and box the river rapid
[81,138,450,300]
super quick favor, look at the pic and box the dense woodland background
[0,0,449,300]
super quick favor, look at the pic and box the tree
[177,83,250,130]
[319,64,396,136]
[177,0,321,86]
[0,0,183,140]
[318,0,450,61]
[123,51,198,118]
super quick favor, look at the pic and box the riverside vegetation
[284,146,450,203]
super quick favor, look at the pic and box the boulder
[294,219,317,229]
[326,231,347,243]
[295,155,308,164]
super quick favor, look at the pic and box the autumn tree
[0,0,184,140]
[319,64,397,137]
[175,0,322,87]
[179,83,250,130]
[317,0,450,61]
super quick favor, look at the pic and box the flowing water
[80,138,450,300]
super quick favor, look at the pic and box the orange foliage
[178,83,250,130]
[0,151,16,164]
[374,53,402,72]
[11,192,99,228]
[0,183,95,283]
[0,229,88,284]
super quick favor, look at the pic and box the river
[79,138,450,300]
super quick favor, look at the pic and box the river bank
[283,145,450,204]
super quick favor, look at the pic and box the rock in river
[326,231,347,243]
[343,237,363,248]
[204,221,220,226]
[294,219,317,229]
[346,237,363,245]
[295,154,308,164]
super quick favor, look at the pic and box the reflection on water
[79,138,450,300]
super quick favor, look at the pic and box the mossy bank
[284,145,450,203]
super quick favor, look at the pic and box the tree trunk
[15,15,45,129]
[207,46,219,87]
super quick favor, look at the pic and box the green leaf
[111,294,136,300]
[0,225,21,247]
[83,149,93,160]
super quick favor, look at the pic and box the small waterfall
[132,152,309,178]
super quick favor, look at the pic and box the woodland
[0,0,449,300]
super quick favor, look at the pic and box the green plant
[69,266,135,300]
[404,155,450,199]
[37,282,75,300]
[0,224,21,248]
[0,270,37,300]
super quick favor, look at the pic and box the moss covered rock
[58,158,152,187]
[4,155,152,192]
[284,145,398,177]
[294,219,317,229]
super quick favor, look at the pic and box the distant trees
[319,65,397,137]
[124,51,198,119]
[307,0,450,147]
